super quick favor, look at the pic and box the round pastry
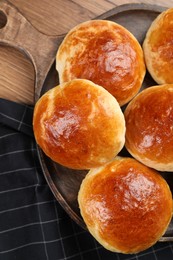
[33,79,125,170]
[143,8,173,84]
[56,20,146,106]
[124,84,173,171]
[78,157,173,254]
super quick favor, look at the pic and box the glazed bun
[78,157,173,254]
[56,20,146,106]
[33,79,125,169]
[143,8,173,84]
[124,84,173,171]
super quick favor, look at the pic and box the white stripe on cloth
[0,133,20,139]
[0,184,48,194]
[0,167,40,176]
[0,148,37,157]
[0,112,32,128]
[33,140,49,260]
[0,200,55,214]
[0,219,61,234]
[53,200,67,260]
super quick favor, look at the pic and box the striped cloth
[0,97,173,260]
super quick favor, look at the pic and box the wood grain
[0,0,173,104]
[0,46,34,104]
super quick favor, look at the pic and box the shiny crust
[143,8,173,84]
[124,84,173,171]
[56,20,146,106]
[33,79,125,169]
[78,157,173,254]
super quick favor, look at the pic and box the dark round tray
[37,3,173,242]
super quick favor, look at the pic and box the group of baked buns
[33,8,173,254]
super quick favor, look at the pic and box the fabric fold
[0,98,34,137]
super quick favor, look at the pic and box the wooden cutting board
[1,0,173,104]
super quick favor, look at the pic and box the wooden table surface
[0,0,173,105]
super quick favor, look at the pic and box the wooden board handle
[0,0,63,101]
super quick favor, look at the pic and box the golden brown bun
[78,157,173,254]
[143,8,173,84]
[33,79,125,169]
[56,20,146,106]
[124,84,173,171]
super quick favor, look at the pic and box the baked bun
[78,157,173,254]
[33,79,125,170]
[143,8,173,84]
[56,20,146,106]
[124,84,173,171]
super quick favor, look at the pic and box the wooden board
[2,0,173,104]
[36,3,173,242]
[0,0,65,104]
